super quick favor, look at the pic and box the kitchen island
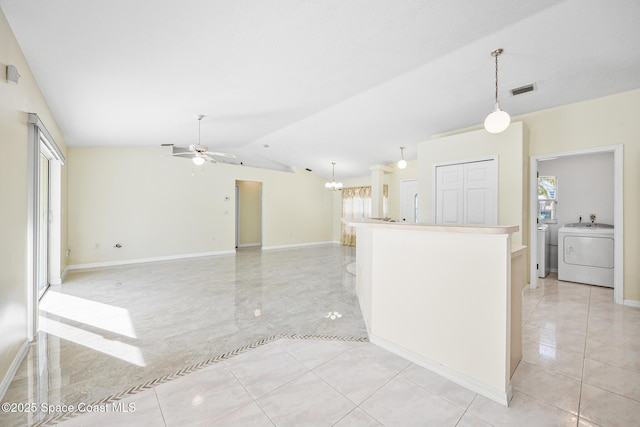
[345,219,524,406]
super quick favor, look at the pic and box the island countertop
[343,218,519,235]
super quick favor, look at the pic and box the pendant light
[397,146,407,169]
[484,48,510,134]
[325,162,343,191]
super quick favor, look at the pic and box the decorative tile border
[32,334,368,426]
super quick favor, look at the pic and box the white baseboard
[0,340,30,402]
[60,267,69,283]
[66,250,236,271]
[624,299,640,308]
[262,241,339,251]
[237,243,261,248]
[370,334,512,407]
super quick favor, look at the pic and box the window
[341,185,388,246]
[538,176,557,223]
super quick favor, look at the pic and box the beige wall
[416,89,640,301]
[0,9,68,396]
[418,122,528,246]
[67,147,334,264]
[237,180,262,246]
[524,89,640,301]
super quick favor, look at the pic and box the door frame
[235,180,263,248]
[28,114,65,340]
[432,156,498,224]
[529,145,624,305]
[38,147,52,299]
[399,179,418,223]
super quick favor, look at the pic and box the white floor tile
[511,361,581,414]
[398,363,477,409]
[257,371,355,426]
[579,383,640,427]
[224,343,309,399]
[359,376,464,427]
[333,407,384,426]
[583,358,640,401]
[521,339,585,380]
[467,391,578,427]
[210,402,274,426]
[155,363,252,426]
[312,343,410,404]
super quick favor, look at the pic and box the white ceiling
[2,0,640,179]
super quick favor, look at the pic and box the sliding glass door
[37,148,52,299]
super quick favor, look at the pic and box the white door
[400,179,418,223]
[436,160,497,225]
[436,164,464,224]
[463,161,497,225]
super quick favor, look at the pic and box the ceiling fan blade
[202,154,218,163]
[205,151,236,158]
[171,152,195,157]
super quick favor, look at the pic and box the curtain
[340,185,387,246]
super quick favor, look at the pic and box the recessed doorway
[529,145,623,304]
[235,181,262,249]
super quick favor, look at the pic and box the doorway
[529,145,623,304]
[235,181,263,248]
[38,149,52,299]
[28,114,65,340]
[400,179,418,223]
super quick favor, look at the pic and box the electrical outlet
[95,243,100,249]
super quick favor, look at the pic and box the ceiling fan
[171,115,237,166]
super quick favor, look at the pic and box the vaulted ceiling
[2,0,639,178]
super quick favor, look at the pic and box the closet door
[436,163,464,224]
[464,160,497,225]
[436,160,497,225]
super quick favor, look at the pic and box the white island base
[347,219,524,407]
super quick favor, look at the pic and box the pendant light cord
[494,53,499,104]
[491,48,503,105]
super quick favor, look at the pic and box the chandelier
[325,162,343,191]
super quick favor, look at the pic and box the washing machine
[557,223,614,287]
[537,224,550,278]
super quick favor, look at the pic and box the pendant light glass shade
[397,146,407,169]
[484,103,510,134]
[484,48,510,134]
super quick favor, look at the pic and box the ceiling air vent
[510,83,536,96]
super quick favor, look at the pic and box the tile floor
[2,245,640,426]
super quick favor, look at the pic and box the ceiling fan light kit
[484,48,510,134]
[171,115,236,166]
[192,156,206,166]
